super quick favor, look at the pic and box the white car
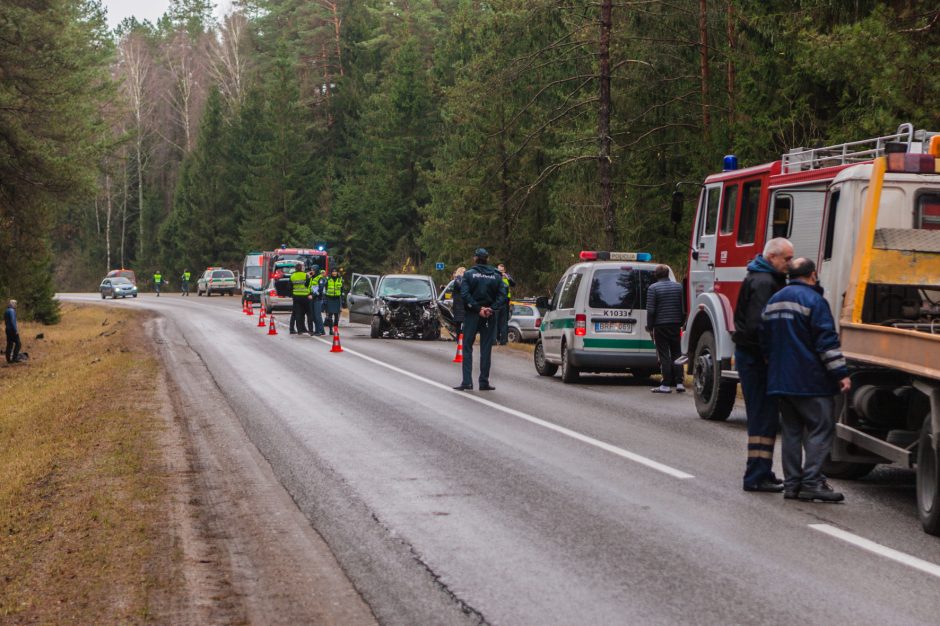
[197,268,237,296]
[534,252,675,383]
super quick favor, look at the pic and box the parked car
[261,260,307,313]
[348,273,440,340]
[99,276,138,299]
[105,268,137,285]
[507,301,542,343]
[197,268,237,296]
[241,252,264,304]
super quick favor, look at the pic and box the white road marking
[809,524,940,579]
[315,337,694,480]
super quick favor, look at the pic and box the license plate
[595,321,633,333]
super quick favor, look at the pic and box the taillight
[268,289,276,297]
[574,314,586,336]
[535,318,542,328]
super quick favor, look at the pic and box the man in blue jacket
[5,299,21,364]
[761,258,851,503]
[454,248,508,391]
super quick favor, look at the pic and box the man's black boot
[797,481,844,503]
[743,479,785,493]
[453,383,473,391]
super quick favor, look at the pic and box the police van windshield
[589,268,654,309]
[244,265,262,279]
[379,277,434,299]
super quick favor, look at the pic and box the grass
[0,304,175,623]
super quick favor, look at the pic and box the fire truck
[676,124,940,534]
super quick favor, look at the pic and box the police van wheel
[534,340,558,377]
[692,330,735,421]
[917,418,940,536]
[560,342,580,384]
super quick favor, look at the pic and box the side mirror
[670,190,684,225]
[535,296,549,311]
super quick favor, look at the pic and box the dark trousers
[291,297,308,333]
[652,325,683,386]
[181,281,189,295]
[310,299,324,334]
[496,307,509,344]
[779,395,835,491]
[736,349,780,488]
[155,283,161,296]
[5,331,20,363]
[461,312,497,386]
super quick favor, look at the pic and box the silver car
[507,302,542,343]
[99,276,138,299]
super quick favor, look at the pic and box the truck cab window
[823,190,840,260]
[771,194,792,238]
[737,180,762,244]
[720,184,738,234]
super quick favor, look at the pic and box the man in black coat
[454,248,508,391]
[646,265,685,393]
[733,236,793,493]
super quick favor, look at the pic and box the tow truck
[675,125,940,534]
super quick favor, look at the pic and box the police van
[534,251,674,383]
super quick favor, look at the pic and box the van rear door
[581,265,656,356]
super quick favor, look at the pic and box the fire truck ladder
[780,123,936,174]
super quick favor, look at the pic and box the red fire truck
[677,124,938,421]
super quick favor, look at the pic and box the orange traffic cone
[247,301,254,316]
[267,314,278,335]
[257,308,266,327]
[330,325,343,353]
[452,333,464,363]
[243,300,250,315]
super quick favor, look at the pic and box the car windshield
[111,277,132,285]
[212,270,233,279]
[379,277,433,299]
[588,268,655,309]
[244,265,262,279]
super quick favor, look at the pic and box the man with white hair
[733,237,793,492]
[5,299,21,364]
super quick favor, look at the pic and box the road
[61,293,940,625]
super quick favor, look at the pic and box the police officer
[454,248,508,391]
[324,268,344,333]
[181,269,191,296]
[153,271,163,296]
[289,262,311,335]
[495,263,516,345]
[308,265,326,336]
[4,299,21,364]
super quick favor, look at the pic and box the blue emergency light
[723,155,738,171]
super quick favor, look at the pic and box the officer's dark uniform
[456,249,508,390]
[308,267,325,335]
[289,268,311,334]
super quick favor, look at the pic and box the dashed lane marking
[315,337,694,480]
[809,524,940,579]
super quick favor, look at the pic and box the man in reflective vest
[181,269,191,296]
[153,271,162,297]
[289,262,311,335]
[496,263,515,345]
[324,269,344,333]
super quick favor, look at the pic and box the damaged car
[347,273,441,340]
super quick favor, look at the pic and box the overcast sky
[102,0,234,30]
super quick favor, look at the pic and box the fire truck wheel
[692,330,736,421]
[534,340,558,377]
[560,341,580,383]
[916,418,940,536]
[821,456,875,480]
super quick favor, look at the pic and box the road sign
[435,262,445,271]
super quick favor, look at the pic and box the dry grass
[0,304,175,624]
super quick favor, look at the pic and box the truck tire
[821,456,875,480]
[692,330,736,421]
[534,340,558,377]
[916,418,940,536]
[560,341,579,384]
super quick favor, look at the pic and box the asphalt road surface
[61,293,940,625]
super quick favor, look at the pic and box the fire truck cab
[679,123,939,421]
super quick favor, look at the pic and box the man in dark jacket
[454,248,508,391]
[4,299,21,363]
[761,258,851,502]
[646,265,685,393]
[733,237,793,493]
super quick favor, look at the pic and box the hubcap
[535,344,545,369]
[694,352,713,399]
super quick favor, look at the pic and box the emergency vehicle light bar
[579,251,652,262]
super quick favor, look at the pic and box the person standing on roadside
[5,299,21,364]
[289,262,311,335]
[761,258,850,502]
[181,269,191,296]
[451,267,467,337]
[454,249,507,391]
[495,263,516,345]
[646,265,685,394]
[308,265,325,336]
[734,237,793,493]
[324,268,344,334]
[153,271,163,297]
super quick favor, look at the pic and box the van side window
[771,194,792,238]
[720,184,738,234]
[700,187,720,237]
[558,273,582,309]
[823,190,840,260]
[550,278,565,309]
[917,193,940,230]
[737,180,762,244]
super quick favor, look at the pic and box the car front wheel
[534,340,558,377]
[101,292,106,299]
[370,316,383,338]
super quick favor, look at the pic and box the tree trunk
[726,0,735,137]
[105,174,113,272]
[599,0,614,249]
[121,150,128,268]
[137,134,145,260]
[699,0,711,137]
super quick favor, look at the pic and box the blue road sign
[435,262,446,271]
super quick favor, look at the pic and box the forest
[1,0,938,321]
